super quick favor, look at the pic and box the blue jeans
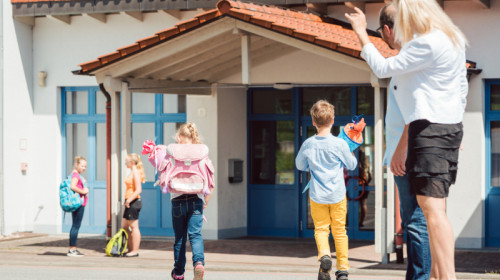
[172,195,205,276]
[69,205,85,246]
[395,174,431,280]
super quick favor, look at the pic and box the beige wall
[187,93,219,239]
[216,87,248,238]
[221,49,371,85]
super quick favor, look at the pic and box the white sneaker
[67,249,84,257]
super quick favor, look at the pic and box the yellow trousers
[310,197,349,271]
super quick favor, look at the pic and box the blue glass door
[62,87,107,233]
[298,86,375,240]
[486,80,500,246]
[248,85,376,240]
[62,88,186,236]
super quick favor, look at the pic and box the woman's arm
[70,175,88,195]
[344,7,371,47]
[346,7,433,79]
[125,169,142,207]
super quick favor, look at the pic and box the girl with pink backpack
[142,123,214,280]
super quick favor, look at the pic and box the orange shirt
[124,176,141,200]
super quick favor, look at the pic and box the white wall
[3,4,35,235]
[6,9,202,235]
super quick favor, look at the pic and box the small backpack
[142,140,215,195]
[59,174,83,212]
[105,229,128,257]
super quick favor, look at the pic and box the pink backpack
[142,140,215,194]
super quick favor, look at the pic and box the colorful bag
[59,174,83,212]
[105,229,128,257]
[142,140,215,195]
[338,115,366,152]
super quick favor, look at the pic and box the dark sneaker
[335,270,349,280]
[67,249,84,257]
[318,255,332,280]
[171,269,184,280]
[194,262,204,280]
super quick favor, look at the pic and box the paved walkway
[1,232,499,279]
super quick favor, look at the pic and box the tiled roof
[77,0,397,75]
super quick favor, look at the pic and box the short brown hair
[310,100,335,127]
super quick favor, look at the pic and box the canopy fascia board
[126,78,212,95]
[234,20,369,72]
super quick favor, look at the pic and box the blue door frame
[130,94,186,236]
[247,86,375,240]
[62,88,186,236]
[61,86,106,234]
[485,79,500,247]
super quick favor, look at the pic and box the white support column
[371,74,386,258]
[110,90,121,235]
[241,34,251,85]
[120,82,131,211]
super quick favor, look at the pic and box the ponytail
[175,122,201,144]
[128,153,146,183]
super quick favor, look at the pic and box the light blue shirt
[383,80,405,166]
[295,134,357,204]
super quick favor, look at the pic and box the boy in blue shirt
[296,100,357,280]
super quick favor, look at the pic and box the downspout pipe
[99,84,112,239]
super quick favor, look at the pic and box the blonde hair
[127,153,146,183]
[175,122,201,144]
[310,100,335,127]
[74,156,86,168]
[393,0,467,48]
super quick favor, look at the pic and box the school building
[1,0,499,255]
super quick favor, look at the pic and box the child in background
[121,153,145,257]
[295,100,357,280]
[67,156,89,257]
[170,123,214,280]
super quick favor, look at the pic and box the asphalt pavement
[0,232,499,280]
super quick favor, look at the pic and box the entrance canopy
[74,0,397,94]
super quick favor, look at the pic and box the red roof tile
[77,0,398,75]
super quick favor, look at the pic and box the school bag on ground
[142,140,215,195]
[105,228,128,257]
[59,174,83,212]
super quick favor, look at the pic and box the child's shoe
[194,262,204,280]
[318,255,332,280]
[335,270,349,280]
[171,269,184,280]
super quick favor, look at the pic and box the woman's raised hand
[345,7,371,47]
